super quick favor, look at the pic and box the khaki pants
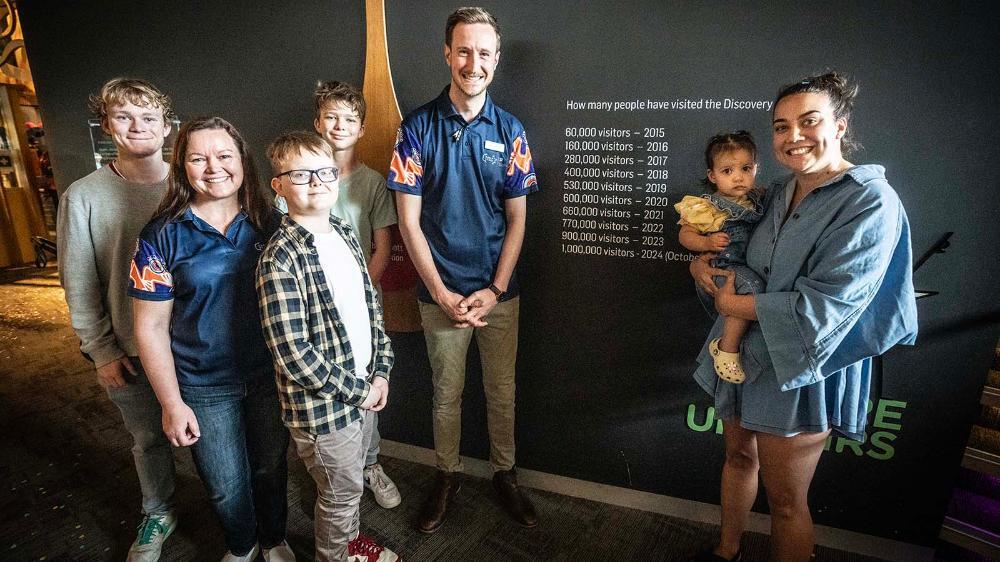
[420,297,519,473]
[290,410,374,562]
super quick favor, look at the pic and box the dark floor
[0,265,890,561]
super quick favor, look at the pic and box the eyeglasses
[274,167,339,185]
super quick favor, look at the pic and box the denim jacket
[695,165,918,391]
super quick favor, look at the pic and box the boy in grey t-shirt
[313,81,400,509]
[277,80,401,509]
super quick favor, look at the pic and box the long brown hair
[154,116,271,231]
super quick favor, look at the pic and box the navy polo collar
[176,206,249,235]
[178,207,248,226]
[433,85,496,125]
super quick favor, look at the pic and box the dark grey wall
[21,0,365,190]
[22,0,1000,546]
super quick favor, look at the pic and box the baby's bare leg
[719,316,751,353]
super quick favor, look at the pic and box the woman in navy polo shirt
[130,117,290,561]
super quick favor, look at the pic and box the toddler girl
[675,131,764,384]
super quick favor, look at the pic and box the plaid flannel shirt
[256,214,393,434]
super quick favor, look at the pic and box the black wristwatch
[488,283,505,301]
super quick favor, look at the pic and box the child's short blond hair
[314,81,366,123]
[88,77,175,122]
[266,131,334,175]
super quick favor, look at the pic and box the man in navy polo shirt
[388,6,539,533]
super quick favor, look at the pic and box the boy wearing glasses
[257,131,399,562]
[277,81,402,510]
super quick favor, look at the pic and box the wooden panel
[356,0,402,178]
[359,0,420,332]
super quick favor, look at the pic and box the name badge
[484,140,505,153]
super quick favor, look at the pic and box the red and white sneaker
[347,533,400,562]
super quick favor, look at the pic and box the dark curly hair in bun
[774,71,861,155]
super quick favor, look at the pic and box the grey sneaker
[126,512,177,562]
[363,463,402,509]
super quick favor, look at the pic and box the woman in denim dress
[690,73,918,561]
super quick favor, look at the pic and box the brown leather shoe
[417,470,462,534]
[493,469,538,527]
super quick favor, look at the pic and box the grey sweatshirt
[57,165,167,367]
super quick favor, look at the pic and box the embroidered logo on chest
[482,152,504,167]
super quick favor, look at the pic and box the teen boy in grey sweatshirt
[57,77,178,562]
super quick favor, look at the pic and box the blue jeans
[106,357,176,516]
[180,376,289,554]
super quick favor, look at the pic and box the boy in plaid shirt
[256,131,399,562]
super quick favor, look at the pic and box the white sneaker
[263,541,296,562]
[221,544,259,562]
[347,533,400,562]
[363,463,402,509]
[126,512,177,562]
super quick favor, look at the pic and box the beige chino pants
[419,297,519,473]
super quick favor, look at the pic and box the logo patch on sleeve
[506,136,533,176]
[129,258,173,292]
[129,239,173,293]
[389,150,423,187]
